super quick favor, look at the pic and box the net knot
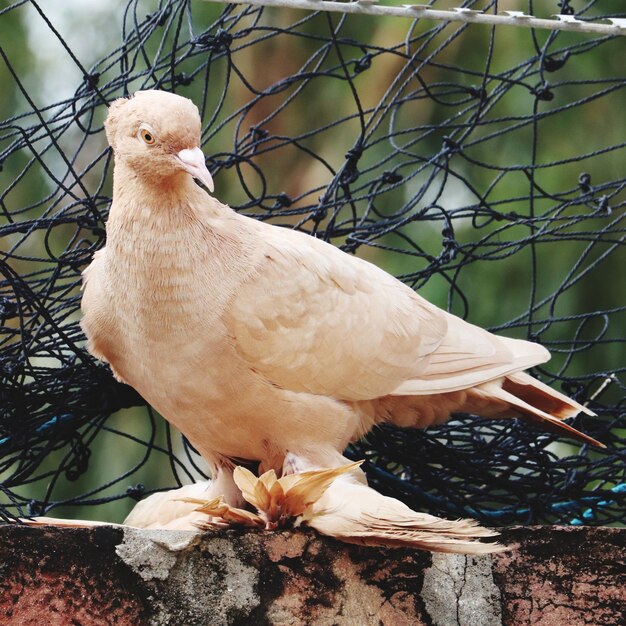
[251,126,268,139]
[342,235,360,253]
[442,136,461,153]
[173,72,193,87]
[345,145,363,161]
[354,53,372,74]
[274,192,292,208]
[578,172,592,194]
[533,83,554,101]
[441,226,458,261]
[57,250,85,272]
[340,145,363,184]
[467,85,487,101]
[479,204,504,224]
[312,205,328,224]
[0,297,18,321]
[0,357,19,376]
[83,72,100,90]
[193,28,233,52]
[126,484,146,501]
[148,5,172,27]
[543,54,569,72]
[561,380,585,399]
[212,152,243,169]
[77,214,105,237]
[382,170,403,185]
[250,126,269,145]
[27,500,43,516]
[65,437,91,481]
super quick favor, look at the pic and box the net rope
[0,0,624,525]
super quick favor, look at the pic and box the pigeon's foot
[182,461,363,530]
[305,473,505,554]
[18,517,122,528]
[181,460,504,554]
[179,496,265,530]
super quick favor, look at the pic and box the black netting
[0,0,624,526]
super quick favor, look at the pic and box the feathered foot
[305,477,504,554]
[183,460,504,554]
[124,480,215,529]
[182,461,363,531]
[18,517,121,528]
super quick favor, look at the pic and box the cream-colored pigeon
[80,90,600,552]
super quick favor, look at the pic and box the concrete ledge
[0,525,624,625]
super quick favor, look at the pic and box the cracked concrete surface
[0,525,624,625]
[116,528,198,581]
[422,553,502,626]
[116,529,261,625]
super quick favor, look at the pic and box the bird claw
[181,460,363,530]
[233,460,363,524]
[177,496,265,529]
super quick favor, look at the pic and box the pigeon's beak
[176,147,214,193]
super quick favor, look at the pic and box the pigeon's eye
[139,128,156,145]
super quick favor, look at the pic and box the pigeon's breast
[98,217,253,393]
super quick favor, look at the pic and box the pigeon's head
[104,90,213,192]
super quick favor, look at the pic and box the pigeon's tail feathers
[305,479,505,554]
[377,371,602,448]
[477,372,603,448]
[502,371,594,419]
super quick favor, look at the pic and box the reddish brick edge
[0,525,624,625]
[0,526,144,625]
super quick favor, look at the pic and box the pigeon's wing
[227,225,543,401]
[390,313,550,394]
[227,226,445,400]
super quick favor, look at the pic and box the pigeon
[80,89,600,552]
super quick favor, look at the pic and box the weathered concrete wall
[0,525,624,625]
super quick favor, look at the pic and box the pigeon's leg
[281,449,368,485]
[208,456,246,508]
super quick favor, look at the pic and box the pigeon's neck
[104,158,257,282]
[108,161,223,226]
[102,160,258,328]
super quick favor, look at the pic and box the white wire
[199,0,626,36]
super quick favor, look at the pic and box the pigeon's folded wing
[227,224,544,400]
[226,225,445,401]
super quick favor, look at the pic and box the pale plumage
[305,477,501,554]
[120,458,503,554]
[78,90,601,553]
